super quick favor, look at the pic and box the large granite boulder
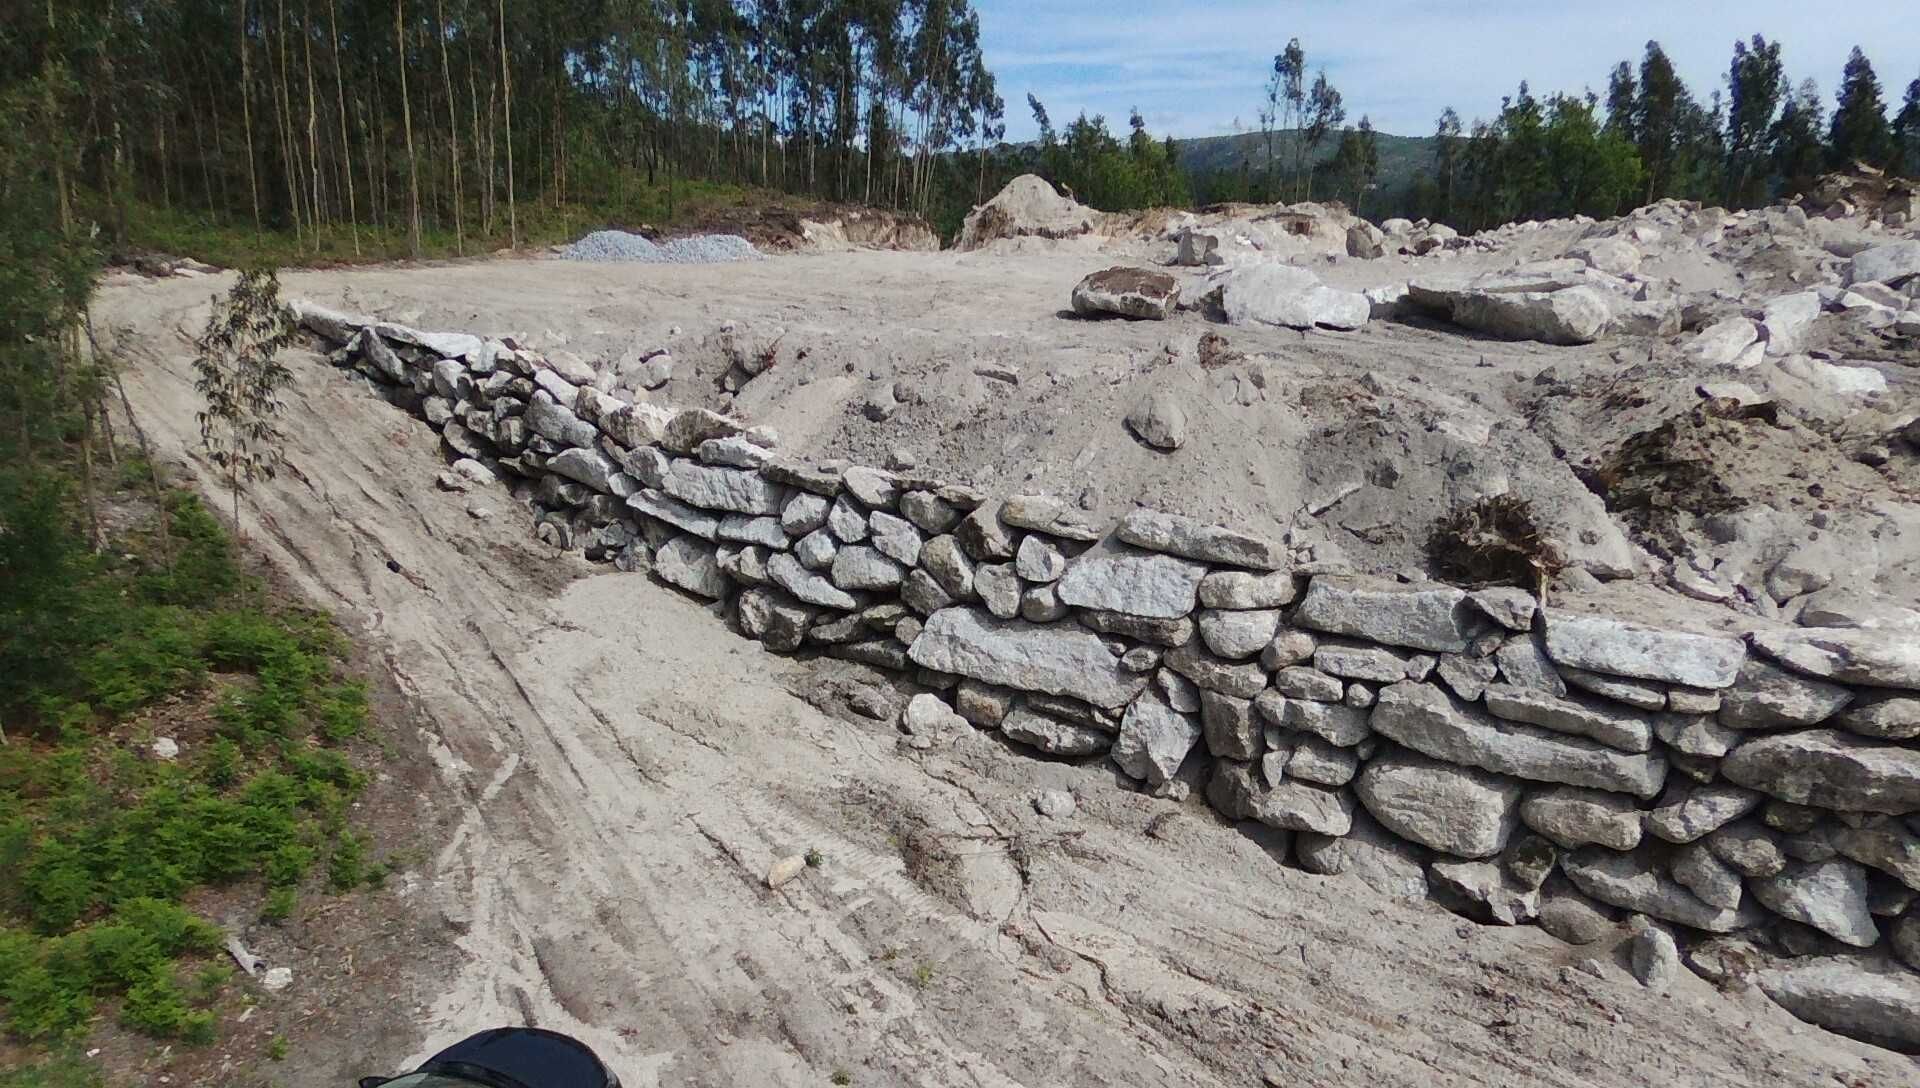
[1071,266,1180,320]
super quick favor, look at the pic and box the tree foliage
[1726,35,1785,206]
[1023,101,1187,211]
[0,0,1009,251]
[1829,47,1892,168]
[1395,38,1905,228]
[193,270,295,529]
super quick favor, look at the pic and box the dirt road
[97,263,1915,1088]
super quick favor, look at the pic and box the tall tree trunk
[303,0,323,248]
[435,0,463,254]
[464,17,487,239]
[274,0,304,241]
[499,0,516,248]
[397,0,422,257]
[327,0,359,254]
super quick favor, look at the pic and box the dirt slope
[94,269,1915,1086]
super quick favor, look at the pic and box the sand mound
[956,174,1099,250]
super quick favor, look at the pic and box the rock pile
[293,299,1920,1053]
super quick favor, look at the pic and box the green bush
[259,887,295,923]
[0,474,381,1047]
[327,831,368,891]
[0,1051,102,1088]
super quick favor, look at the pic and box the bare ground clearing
[93,253,1918,1087]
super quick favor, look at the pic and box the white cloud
[975,0,1920,139]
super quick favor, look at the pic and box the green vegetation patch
[0,478,379,1044]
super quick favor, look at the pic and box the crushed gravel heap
[558,230,762,264]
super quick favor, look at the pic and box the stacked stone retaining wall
[290,300,1920,1051]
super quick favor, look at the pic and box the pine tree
[1772,78,1827,193]
[1726,35,1784,205]
[1829,46,1892,168]
[1634,41,1690,200]
[1893,76,1920,177]
[1604,61,1637,140]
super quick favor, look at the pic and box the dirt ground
[86,250,1920,1087]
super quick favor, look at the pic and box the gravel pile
[558,230,762,264]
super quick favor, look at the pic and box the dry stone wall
[290,300,1920,1051]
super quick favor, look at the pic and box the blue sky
[971,1,1920,141]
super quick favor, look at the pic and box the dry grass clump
[1427,494,1564,591]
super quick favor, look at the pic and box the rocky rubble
[294,299,1920,1056]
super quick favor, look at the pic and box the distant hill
[1172,128,1439,214]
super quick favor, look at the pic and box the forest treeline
[5,9,1920,262]
[1194,36,1920,230]
[2,0,1042,257]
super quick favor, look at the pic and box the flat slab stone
[1560,666,1665,710]
[1751,859,1880,947]
[1718,659,1854,728]
[1751,627,1920,691]
[1757,959,1920,1052]
[1482,683,1653,752]
[1643,782,1763,843]
[999,495,1103,542]
[768,552,860,610]
[908,608,1150,709]
[1055,549,1208,619]
[1115,509,1286,570]
[1542,610,1745,689]
[1831,823,1920,891]
[1356,750,1522,859]
[1838,694,1920,740]
[1293,575,1489,653]
[661,459,785,515]
[1563,847,1756,932]
[1314,639,1421,683]
[1520,786,1642,851]
[628,489,720,540]
[1001,708,1111,756]
[1164,640,1269,699]
[1721,729,1920,814]
[1198,570,1298,609]
[1369,682,1667,799]
[1674,848,1751,917]
[1247,777,1357,836]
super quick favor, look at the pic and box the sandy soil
[118,225,1917,611]
[91,254,1920,1087]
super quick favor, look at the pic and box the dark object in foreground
[358,1027,620,1088]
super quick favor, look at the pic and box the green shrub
[20,842,95,935]
[0,1051,103,1088]
[327,832,368,891]
[201,736,241,788]
[263,842,314,889]
[118,963,190,1037]
[259,887,295,923]
[317,681,369,741]
[135,493,240,607]
[76,609,206,715]
[0,476,380,1048]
